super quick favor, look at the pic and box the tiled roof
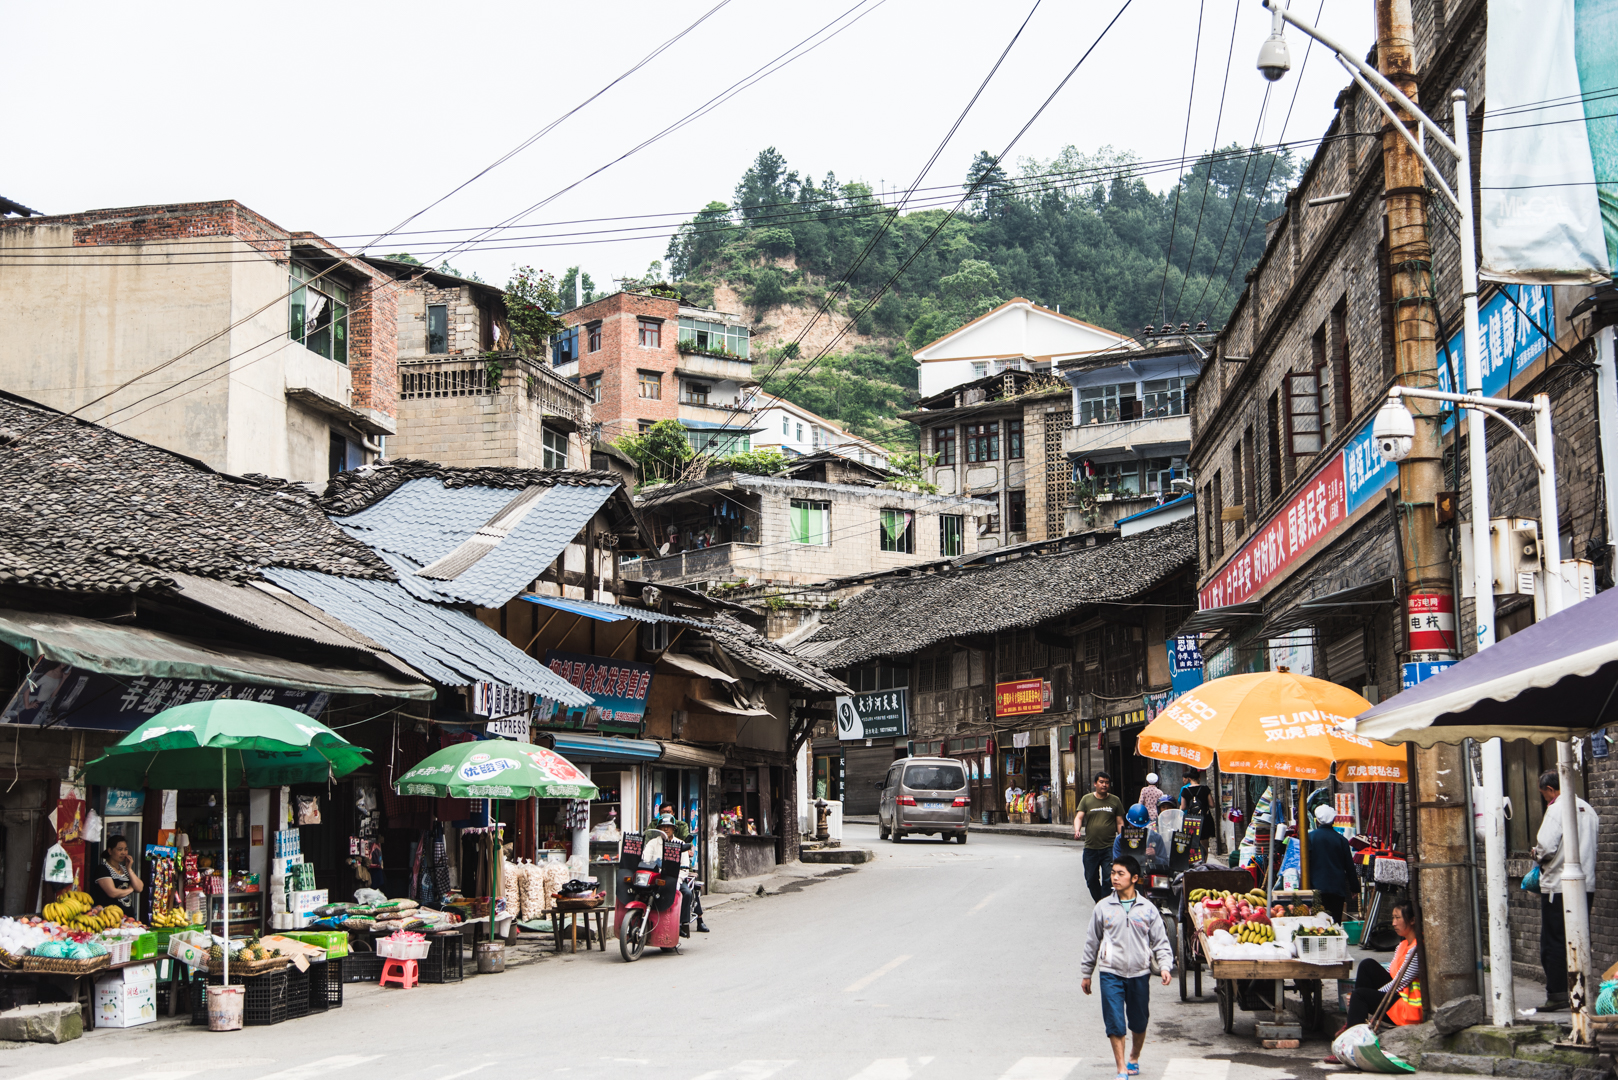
[0,393,389,595]
[323,459,623,516]
[794,520,1197,669]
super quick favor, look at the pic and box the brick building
[555,289,755,453]
[1184,0,1618,986]
[0,201,396,484]
[364,258,592,470]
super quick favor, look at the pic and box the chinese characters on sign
[1168,636,1204,693]
[995,678,1046,717]
[1436,285,1555,425]
[473,682,531,739]
[0,660,330,732]
[835,689,910,740]
[1401,661,1455,690]
[1406,594,1457,658]
[533,650,655,736]
[1199,454,1346,609]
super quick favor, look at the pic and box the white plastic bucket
[206,985,244,1031]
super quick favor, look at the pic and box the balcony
[1062,412,1192,461]
[621,542,762,585]
[678,400,753,425]
[675,353,755,384]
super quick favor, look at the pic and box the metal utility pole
[1376,0,1478,1009]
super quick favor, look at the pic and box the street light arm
[1263,0,1461,160]
[1337,56,1461,211]
[1390,387,1548,472]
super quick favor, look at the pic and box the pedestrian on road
[1075,772,1124,902]
[1532,769,1599,1011]
[1080,854,1175,1080]
[1112,804,1170,877]
[1307,804,1357,924]
[1177,769,1215,845]
[1137,773,1167,823]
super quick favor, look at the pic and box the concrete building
[748,391,890,467]
[913,297,1131,398]
[0,201,396,485]
[555,289,756,454]
[363,258,593,470]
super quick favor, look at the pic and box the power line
[1184,86,1272,323]
[1154,0,1207,324]
[1169,0,1242,326]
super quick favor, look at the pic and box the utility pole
[1376,0,1477,1010]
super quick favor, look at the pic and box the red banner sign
[1198,454,1347,609]
[995,679,1046,717]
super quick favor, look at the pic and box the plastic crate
[418,932,463,985]
[284,930,348,958]
[377,937,431,961]
[130,932,158,960]
[1295,933,1350,963]
[286,967,310,1020]
[242,970,290,1026]
[308,958,343,1010]
[344,952,384,984]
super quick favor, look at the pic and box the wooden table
[549,897,606,953]
[1198,930,1352,1035]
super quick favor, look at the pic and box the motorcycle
[615,830,691,962]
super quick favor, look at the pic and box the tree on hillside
[734,147,799,226]
[505,265,566,358]
[557,267,597,311]
[963,151,1010,217]
[666,201,734,279]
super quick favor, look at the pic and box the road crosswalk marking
[4,1058,145,1080]
[993,1059,1080,1080]
[845,1058,935,1079]
[1162,1059,1227,1080]
[129,1064,273,1080]
[254,1055,384,1080]
[689,1062,797,1080]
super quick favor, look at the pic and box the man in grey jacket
[1081,855,1175,1080]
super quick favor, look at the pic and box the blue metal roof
[334,477,618,608]
[549,732,662,763]
[1113,493,1195,525]
[523,595,628,622]
[261,568,592,705]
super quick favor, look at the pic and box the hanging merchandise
[296,795,322,825]
[82,810,103,844]
[565,800,589,830]
[43,842,74,883]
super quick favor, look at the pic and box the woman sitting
[1327,901,1423,1061]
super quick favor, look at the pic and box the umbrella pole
[1265,777,1278,906]
[222,748,229,985]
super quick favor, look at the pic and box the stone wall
[391,354,591,469]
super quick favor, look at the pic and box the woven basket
[0,949,24,969]
[217,956,289,978]
[23,954,110,975]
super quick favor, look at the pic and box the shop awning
[1263,579,1399,637]
[521,594,628,623]
[1356,586,1618,746]
[657,741,727,768]
[1175,601,1264,636]
[0,608,433,699]
[542,731,663,763]
[686,695,774,721]
[658,652,737,684]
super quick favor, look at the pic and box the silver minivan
[877,756,970,843]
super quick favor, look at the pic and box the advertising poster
[0,659,329,732]
[835,689,909,740]
[534,651,654,736]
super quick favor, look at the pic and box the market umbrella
[393,740,598,923]
[1136,672,1406,898]
[82,700,370,985]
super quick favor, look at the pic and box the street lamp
[1256,0,1577,1031]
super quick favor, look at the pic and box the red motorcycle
[615,832,686,961]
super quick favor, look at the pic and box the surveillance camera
[1257,35,1291,81]
[1372,396,1416,464]
[1170,478,1194,491]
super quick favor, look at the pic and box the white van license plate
[922,801,947,810]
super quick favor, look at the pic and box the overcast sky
[6,0,1374,290]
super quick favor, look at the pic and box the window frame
[964,421,999,464]
[1141,376,1188,418]
[1006,418,1024,460]
[587,321,603,353]
[638,317,663,348]
[879,508,916,554]
[682,381,711,405]
[934,426,957,466]
[552,326,579,367]
[288,262,350,365]
[1285,370,1323,457]
[1078,384,1122,425]
[638,370,662,400]
[585,373,602,404]
[1007,489,1028,533]
[426,304,449,355]
[541,426,569,469]
[789,499,831,546]
[939,514,964,557]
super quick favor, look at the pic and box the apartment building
[913,297,1131,397]
[748,392,890,468]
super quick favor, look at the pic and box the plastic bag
[1332,1024,1416,1073]
[43,843,73,884]
[1521,865,1542,893]
[1596,979,1618,1017]
[296,795,321,825]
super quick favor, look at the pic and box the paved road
[0,825,1443,1079]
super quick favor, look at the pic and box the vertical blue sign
[1437,285,1554,432]
[1169,636,1204,693]
[1401,661,1455,690]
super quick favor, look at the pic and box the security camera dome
[1257,35,1292,81]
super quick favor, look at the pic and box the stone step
[799,847,874,865]
[0,1002,82,1043]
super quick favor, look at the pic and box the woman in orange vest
[1340,900,1424,1032]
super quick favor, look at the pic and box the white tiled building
[913,297,1131,397]
[747,392,890,468]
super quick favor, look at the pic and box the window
[972,362,989,379]
[853,662,910,692]
[1311,325,1333,444]
[1285,370,1323,455]
[552,326,579,366]
[1095,461,1139,496]
[1078,384,1122,425]
[638,318,662,348]
[677,317,750,357]
[585,374,601,404]
[427,304,448,354]
[289,263,349,364]
[795,423,804,442]
[782,415,790,435]
[639,371,662,400]
[1007,418,1024,460]
[934,426,956,465]
[1266,391,1284,503]
[1143,457,1184,494]
[940,514,964,557]
[965,421,999,463]
[542,427,568,469]
[587,322,602,352]
[1242,426,1256,528]
[1007,490,1027,532]
[1230,443,1244,536]
[1212,471,1225,557]
[1142,377,1188,418]
[790,499,831,545]
[638,420,654,434]
[811,426,823,449]
[1331,299,1351,429]
[880,509,915,553]
[904,763,965,789]
[682,382,710,405]
[688,430,750,455]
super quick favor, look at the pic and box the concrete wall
[392,354,592,469]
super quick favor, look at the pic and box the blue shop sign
[1436,285,1554,432]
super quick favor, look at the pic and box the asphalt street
[0,825,1451,1079]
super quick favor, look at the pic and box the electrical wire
[1169,0,1242,326]
[1154,0,1208,324]
[1184,85,1272,323]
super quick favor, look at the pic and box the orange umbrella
[1137,671,1408,782]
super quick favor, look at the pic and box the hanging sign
[1169,636,1204,693]
[995,679,1046,718]
[835,689,909,741]
[533,651,654,736]
[1406,594,1457,658]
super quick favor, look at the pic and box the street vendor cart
[1200,928,1352,1034]
[1177,868,1255,1001]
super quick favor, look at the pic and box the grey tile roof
[0,393,389,595]
[334,476,617,608]
[794,520,1197,669]
[263,568,591,704]
[323,459,625,516]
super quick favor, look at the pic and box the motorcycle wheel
[619,909,647,962]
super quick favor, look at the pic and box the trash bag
[1521,865,1542,893]
[1332,1024,1416,1073]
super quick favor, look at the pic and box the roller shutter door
[842,744,899,814]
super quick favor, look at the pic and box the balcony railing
[1062,412,1192,459]
[400,353,591,428]
[621,542,761,584]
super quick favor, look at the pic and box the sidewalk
[843,815,1075,841]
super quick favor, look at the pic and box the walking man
[1533,770,1599,1011]
[1081,855,1174,1080]
[1075,771,1124,902]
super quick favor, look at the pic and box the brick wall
[566,291,682,441]
[0,200,293,263]
[350,271,398,420]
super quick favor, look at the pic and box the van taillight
[952,797,969,807]
[897,796,916,806]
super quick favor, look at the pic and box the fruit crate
[418,932,463,985]
[376,936,431,961]
[1295,933,1349,963]
[308,958,343,1010]
[193,970,290,1026]
[286,966,310,1020]
[283,930,348,958]
[130,932,158,960]
[344,952,384,984]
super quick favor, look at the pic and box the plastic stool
[379,958,419,989]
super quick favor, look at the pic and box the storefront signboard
[1435,286,1555,425]
[1401,660,1456,690]
[473,682,531,739]
[995,678,1046,717]
[1169,636,1204,693]
[1199,453,1346,609]
[103,789,145,817]
[0,659,330,732]
[835,688,909,741]
[534,650,653,736]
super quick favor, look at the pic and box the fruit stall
[1181,872,1352,1042]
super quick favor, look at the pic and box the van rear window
[905,764,965,789]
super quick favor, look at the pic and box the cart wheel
[1178,923,1189,1001]
[1217,980,1235,1034]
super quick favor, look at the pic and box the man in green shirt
[1074,772,1124,901]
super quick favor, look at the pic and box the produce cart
[1177,869,1255,1001]
[1201,932,1351,1035]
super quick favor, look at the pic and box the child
[1080,855,1175,1080]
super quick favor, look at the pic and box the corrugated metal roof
[334,477,617,608]
[262,569,592,704]
[547,732,663,762]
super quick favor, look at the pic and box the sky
[5,0,1375,291]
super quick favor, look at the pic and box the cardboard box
[94,963,157,1028]
[167,931,210,970]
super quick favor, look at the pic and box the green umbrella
[394,740,598,800]
[82,700,368,986]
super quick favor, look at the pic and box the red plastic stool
[379,958,418,988]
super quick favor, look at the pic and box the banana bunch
[42,891,95,925]
[1236,921,1276,943]
[1189,888,1271,904]
[150,908,191,928]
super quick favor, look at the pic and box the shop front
[833,686,910,816]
